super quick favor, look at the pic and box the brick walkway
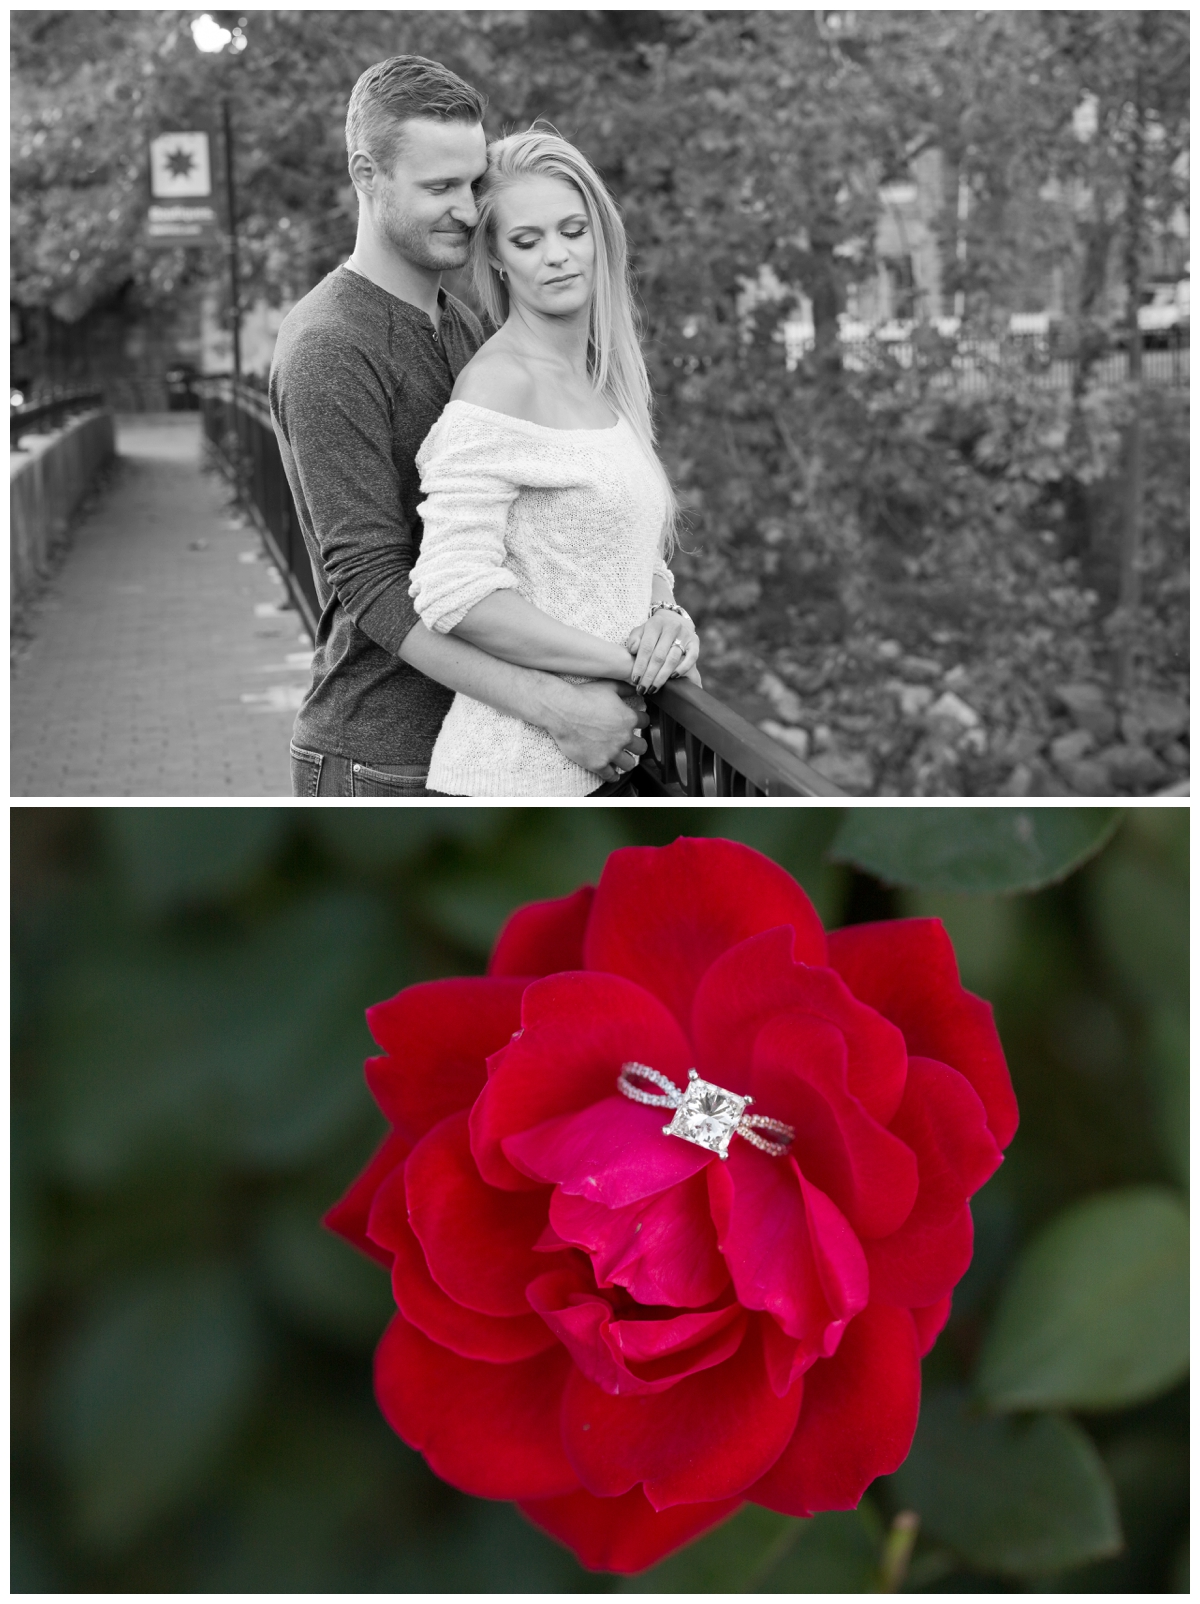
[11,414,312,797]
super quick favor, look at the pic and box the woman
[408,125,698,797]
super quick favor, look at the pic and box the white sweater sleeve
[409,415,522,635]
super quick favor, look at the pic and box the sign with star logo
[146,130,220,246]
[149,131,212,198]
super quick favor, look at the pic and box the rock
[1050,728,1096,767]
[810,750,875,794]
[1120,693,1189,748]
[1057,758,1116,796]
[943,664,970,691]
[928,691,981,729]
[1163,741,1189,769]
[760,719,810,760]
[997,729,1046,765]
[877,639,902,661]
[758,670,804,725]
[812,723,835,752]
[998,763,1034,796]
[896,683,934,718]
[1095,743,1170,790]
[1053,682,1118,744]
[899,654,943,681]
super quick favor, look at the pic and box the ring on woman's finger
[668,639,684,653]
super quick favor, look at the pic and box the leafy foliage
[10,805,1188,1591]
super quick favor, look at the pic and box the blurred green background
[10,806,1188,1592]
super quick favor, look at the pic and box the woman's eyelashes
[508,227,589,251]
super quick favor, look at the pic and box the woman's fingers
[645,625,699,692]
[671,636,700,679]
[634,618,685,692]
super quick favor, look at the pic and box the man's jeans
[290,741,430,797]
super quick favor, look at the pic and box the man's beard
[377,188,470,271]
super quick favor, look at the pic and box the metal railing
[11,389,106,448]
[198,377,319,629]
[199,378,842,798]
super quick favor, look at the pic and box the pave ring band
[618,1063,795,1160]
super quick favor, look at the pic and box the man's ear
[347,148,377,195]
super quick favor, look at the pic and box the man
[270,55,647,796]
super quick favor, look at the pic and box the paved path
[11,415,313,797]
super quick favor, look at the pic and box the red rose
[327,838,1017,1574]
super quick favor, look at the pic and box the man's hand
[542,679,648,779]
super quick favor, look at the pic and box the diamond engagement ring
[617,1063,795,1160]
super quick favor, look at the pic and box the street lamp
[192,13,246,383]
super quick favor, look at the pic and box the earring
[498,268,507,282]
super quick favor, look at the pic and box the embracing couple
[271,54,700,798]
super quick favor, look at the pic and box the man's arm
[399,622,647,774]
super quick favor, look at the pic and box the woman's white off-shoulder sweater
[410,400,670,797]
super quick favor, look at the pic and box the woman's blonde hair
[470,124,677,552]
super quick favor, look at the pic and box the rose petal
[471,972,694,1191]
[749,1011,919,1239]
[707,1145,867,1362]
[489,885,595,977]
[527,1267,745,1397]
[406,1110,565,1317]
[505,1095,713,1208]
[365,977,527,1143]
[911,1294,953,1356]
[584,838,828,1034]
[518,1486,742,1575]
[561,1317,802,1509]
[691,926,908,1125]
[827,918,1018,1148]
[760,1315,806,1399]
[864,1058,1001,1308]
[549,1172,731,1308]
[374,1313,579,1500]
[749,1302,921,1516]
[368,1165,557,1363]
[323,1128,411,1267]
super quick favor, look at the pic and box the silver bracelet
[650,600,691,624]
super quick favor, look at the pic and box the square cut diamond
[665,1074,747,1158]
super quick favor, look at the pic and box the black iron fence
[10,389,106,448]
[198,377,319,628]
[198,377,841,798]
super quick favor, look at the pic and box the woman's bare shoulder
[451,343,541,423]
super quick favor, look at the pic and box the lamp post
[192,13,244,383]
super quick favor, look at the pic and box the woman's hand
[624,609,700,694]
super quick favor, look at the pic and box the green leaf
[46,1266,263,1547]
[39,891,406,1183]
[889,1387,1121,1577]
[756,1506,884,1592]
[830,807,1121,894]
[104,809,290,907]
[255,1196,394,1348]
[311,809,503,871]
[1146,1008,1189,1189]
[1090,849,1189,1011]
[619,1504,796,1591]
[976,1186,1189,1412]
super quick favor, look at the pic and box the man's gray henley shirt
[269,265,484,764]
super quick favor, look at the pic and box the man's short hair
[345,54,487,172]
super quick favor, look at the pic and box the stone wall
[11,409,115,621]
